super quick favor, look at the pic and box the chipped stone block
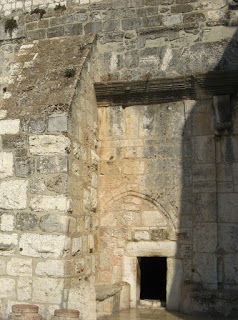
[0,119,20,134]
[7,258,32,276]
[0,214,14,232]
[72,238,82,256]
[0,233,18,256]
[0,180,28,210]
[46,174,68,193]
[30,195,72,212]
[0,152,14,178]
[22,118,46,133]
[19,233,71,258]
[29,135,70,155]
[33,277,64,303]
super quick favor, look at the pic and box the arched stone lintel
[100,185,178,230]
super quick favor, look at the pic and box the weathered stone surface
[30,195,72,212]
[193,223,217,253]
[46,174,68,193]
[223,254,238,284]
[0,152,13,178]
[15,157,35,177]
[16,212,38,231]
[142,210,167,227]
[0,214,14,231]
[37,156,68,174]
[0,119,20,134]
[0,180,28,209]
[19,234,71,258]
[29,135,70,155]
[0,233,18,255]
[17,277,32,301]
[0,278,15,298]
[7,258,32,276]
[30,177,46,194]
[35,260,66,277]
[48,113,68,132]
[194,253,217,284]
[33,277,64,303]
[218,194,238,222]
[39,215,75,233]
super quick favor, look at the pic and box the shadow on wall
[169,27,238,317]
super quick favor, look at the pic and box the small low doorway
[138,257,167,304]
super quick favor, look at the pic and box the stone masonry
[0,0,238,320]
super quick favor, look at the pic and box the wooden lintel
[95,70,238,107]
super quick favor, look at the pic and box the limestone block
[193,223,217,253]
[15,157,35,177]
[218,194,238,222]
[67,278,96,320]
[30,195,72,212]
[194,253,217,284]
[17,277,32,301]
[35,260,66,277]
[48,113,68,132]
[123,160,145,175]
[46,174,68,193]
[0,152,13,178]
[0,119,20,134]
[134,231,150,241]
[0,180,28,210]
[19,233,71,258]
[7,258,32,276]
[0,214,14,231]
[167,258,182,311]
[0,278,15,298]
[33,277,64,304]
[37,155,68,174]
[16,212,38,231]
[0,233,18,255]
[223,254,238,284]
[30,177,46,194]
[194,193,216,222]
[72,237,82,256]
[0,259,6,275]
[218,224,238,252]
[142,210,167,227]
[126,241,177,257]
[193,136,215,163]
[40,215,76,233]
[29,135,70,155]
[193,164,216,182]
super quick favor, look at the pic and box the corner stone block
[29,135,70,155]
[30,195,72,212]
[0,180,28,210]
[19,233,71,258]
[0,119,20,135]
[0,152,14,178]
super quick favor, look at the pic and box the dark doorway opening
[139,257,167,302]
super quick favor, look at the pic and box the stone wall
[98,95,238,315]
[0,0,238,319]
[1,0,238,104]
[0,34,99,319]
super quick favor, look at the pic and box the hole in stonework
[139,257,167,304]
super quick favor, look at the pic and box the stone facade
[0,0,238,319]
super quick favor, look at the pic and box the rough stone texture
[0,1,238,319]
